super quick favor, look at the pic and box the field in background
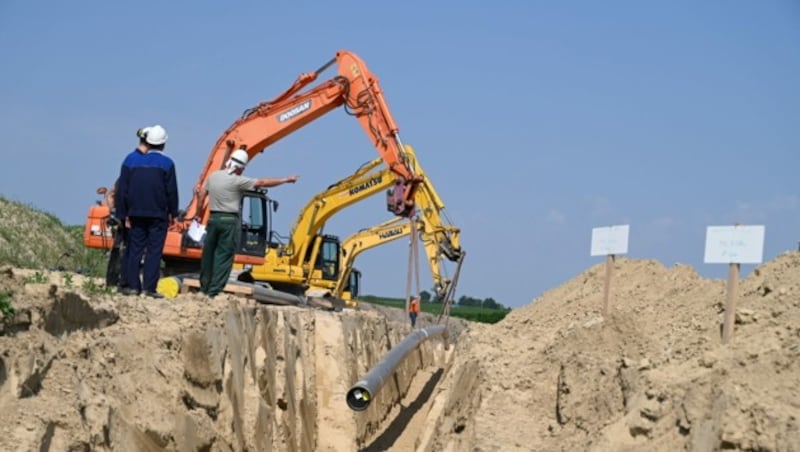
[359,295,510,324]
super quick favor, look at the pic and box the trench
[0,294,454,451]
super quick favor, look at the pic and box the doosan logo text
[278,100,312,122]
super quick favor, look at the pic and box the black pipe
[346,325,446,411]
[250,284,306,306]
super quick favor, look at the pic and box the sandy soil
[2,251,798,451]
[420,252,800,451]
[0,267,451,451]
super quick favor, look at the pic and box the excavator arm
[332,216,461,301]
[245,155,404,285]
[282,158,391,264]
[334,217,416,297]
[397,145,463,298]
[186,50,421,225]
[314,144,464,301]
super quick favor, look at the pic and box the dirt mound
[3,251,798,451]
[422,253,800,451]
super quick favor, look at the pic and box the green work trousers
[199,213,239,297]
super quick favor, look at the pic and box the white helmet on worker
[230,149,249,166]
[138,125,168,146]
[227,149,249,174]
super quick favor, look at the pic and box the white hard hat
[230,149,249,166]
[142,125,168,146]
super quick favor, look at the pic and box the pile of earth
[3,251,798,451]
[420,252,800,452]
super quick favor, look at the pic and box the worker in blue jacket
[116,125,179,298]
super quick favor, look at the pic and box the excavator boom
[187,50,420,224]
[303,144,464,301]
[244,155,404,286]
[333,216,462,301]
[334,217,416,296]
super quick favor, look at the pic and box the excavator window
[317,238,340,281]
[344,269,361,298]
[238,192,269,257]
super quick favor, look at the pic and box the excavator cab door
[237,191,270,257]
[344,268,361,298]
[316,236,341,281]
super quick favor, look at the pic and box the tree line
[419,290,510,311]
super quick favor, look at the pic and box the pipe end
[346,386,372,411]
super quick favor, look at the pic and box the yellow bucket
[157,276,182,298]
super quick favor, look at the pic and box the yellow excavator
[234,152,407,296]
[330,215,462,304]
[237,144,462,308]
[303,143,463,305]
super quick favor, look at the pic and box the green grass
[0,196,106,277]
[359,295,510,324]
[25,271,48,284]
[0,290,14,321]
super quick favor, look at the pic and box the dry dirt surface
[2,252,799,452]
[0,267,453,451]
[421,252,800,452]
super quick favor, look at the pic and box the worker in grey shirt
[196,149,299,297]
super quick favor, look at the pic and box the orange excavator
[84,50,423,277]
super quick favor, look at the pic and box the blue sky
[0,1,797,308]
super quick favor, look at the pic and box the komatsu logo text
[348,175,383,196]
[278,100,312,122]
[378,228,404,240]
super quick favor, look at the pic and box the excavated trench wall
[195,304,444,451]
[0,272,447,452]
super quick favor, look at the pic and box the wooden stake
[722,262,740,344]
[603,254,615,317]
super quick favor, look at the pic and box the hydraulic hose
[346,325,445,411]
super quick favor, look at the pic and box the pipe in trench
[159,274,306,306]
[346,324,446,411]
[250,284,306,305]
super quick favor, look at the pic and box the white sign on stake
[704,225,765,264]
[590,225,630,256]
[704,224,766,345]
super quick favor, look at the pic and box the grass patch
[25,271,48,284]
[82,277,114,296]
[0,196,106,277]
[0,290,14,321]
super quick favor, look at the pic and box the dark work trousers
[111,224,131,289]
[117,226,131,288]
[126,217,168,293]
[199,212,239,297]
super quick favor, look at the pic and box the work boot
[119,288,140,296]
[145,291,164,299]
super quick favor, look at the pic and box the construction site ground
[1,251,799,451]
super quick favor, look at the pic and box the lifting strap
[404,216,421,315]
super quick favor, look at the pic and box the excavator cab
[315,235,341,281]
[162,189,272,277]
[343,268,361,298]
[237,190,271,258]
[304,234,342,282]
